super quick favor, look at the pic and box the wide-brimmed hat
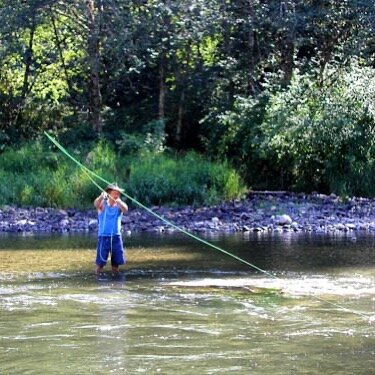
[105,183,124,194]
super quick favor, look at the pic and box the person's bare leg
[111,265,119,274]
[96,265,104,274]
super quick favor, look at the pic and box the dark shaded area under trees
[1,0,375,197]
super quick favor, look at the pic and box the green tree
[0,0,86,143]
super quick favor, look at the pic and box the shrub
[125,151,247,206]
[0,139,246,208]
[0,141,59,173]
[116,119,166,156]
[261,63,375,195]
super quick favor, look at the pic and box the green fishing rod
[44,131,373,322]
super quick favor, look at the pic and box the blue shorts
[96,235,125,267]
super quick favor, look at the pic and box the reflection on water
[0,232,374,374]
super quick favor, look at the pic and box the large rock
[274,214,293,226]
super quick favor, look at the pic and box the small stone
[335,223,346,231]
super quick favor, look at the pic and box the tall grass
[0,141,247,208]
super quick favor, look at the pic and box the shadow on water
[1,230,375,276]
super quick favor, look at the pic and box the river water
[0,232,374,374]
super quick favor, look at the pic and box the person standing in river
[94,183,128,275]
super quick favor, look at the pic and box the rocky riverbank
[1,191,375,235]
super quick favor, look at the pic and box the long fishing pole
[44,131,268,275]
[44,131,373,322]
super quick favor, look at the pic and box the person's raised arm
[115,197,128,213]
[94,192,108,211]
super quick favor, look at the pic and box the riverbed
[0,232,374,374]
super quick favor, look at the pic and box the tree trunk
[280,37,294,87]
[246,0,257,95]
[51,13,74,100]
[278,1,296,87]
[158,55,166,120]
[86,0,102,133]
[10,18,36,130]
[21,22,35,98]
[176,88,185,146]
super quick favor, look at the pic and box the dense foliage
[0,141,246,208]
[1,0,375,199]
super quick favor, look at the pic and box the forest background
[1,0,375,209]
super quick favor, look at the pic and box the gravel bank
[1,192,375,235]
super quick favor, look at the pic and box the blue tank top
[98,202,122,236]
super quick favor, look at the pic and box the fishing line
[44,131,268,274]
[44,131,373,322]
